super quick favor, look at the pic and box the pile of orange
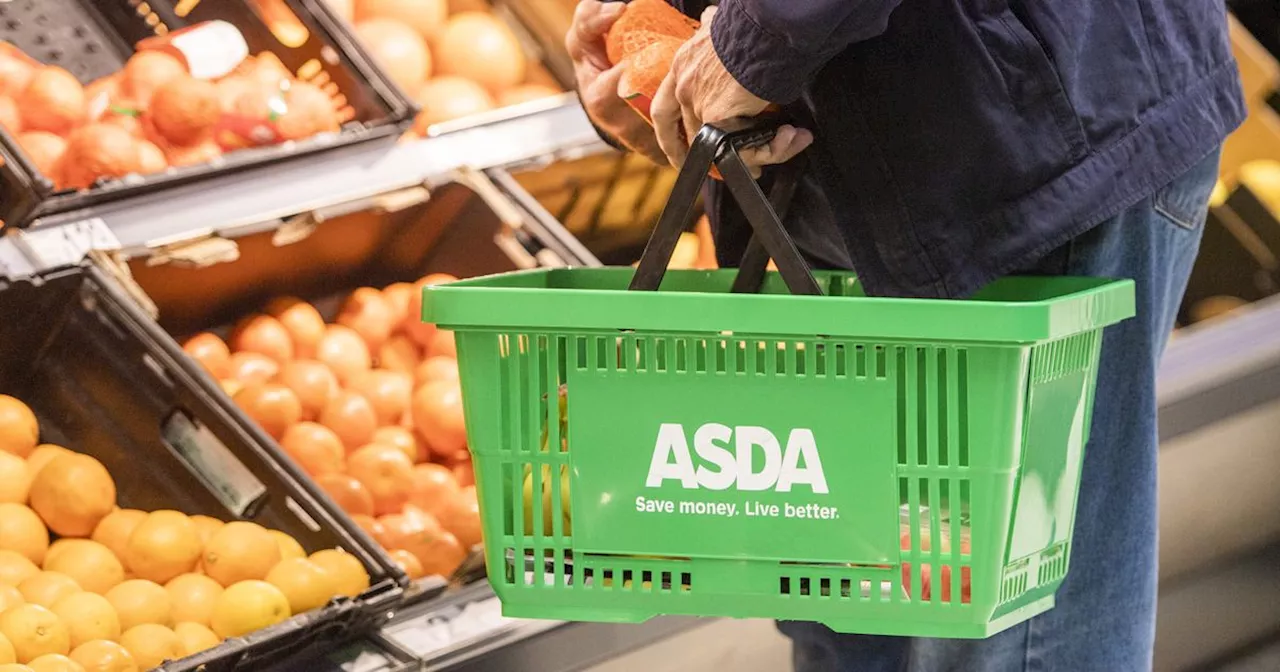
[333,0,562,134]
[0,36,339,191]
[182,273,481,581]
[0,395,370,670]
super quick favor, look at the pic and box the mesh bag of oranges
[421,119,1136,638]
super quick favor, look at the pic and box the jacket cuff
[710,0,821,104]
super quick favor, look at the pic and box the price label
[386,597,514,656]
[16,218,119,270]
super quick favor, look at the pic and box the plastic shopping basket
[422,118,1136,639]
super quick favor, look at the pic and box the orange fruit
[0,507,48,566]
[41,542,120,593]
[209,581,290,639]
[379,510,464,577]
[347,370,412,426]
[407,463,460,515]
[346,445,414,516]
[269,532,305,562]
[413,356,458,387]
[0,604,69,663]
[188,516,223,547]
[49,593,119,650]
[182,333,230,379]
[15,132,67,183]
[0,397,38,459]
[387,550,424,580]
[55,124,143,191]
[336,289,396,351]
[121,50,185,106]
[0,586,22,613]
[372,426,422,465]
[433,13,526,93]
[275,361,339,422]
[315,326,372,386]
[28,455,115,538]
[17,573,79,610]
[0,664,28,671]
[103,580,170,631]
[123,511,200,585]
[22,448,69,482]
[0,454,30,504]
[0,553,38,588]
[89,510,146,563]
[17,66,84,136]
[42,541,123,595]
[26,654,82,672]
[349,514,383,543]
[172,622,218,657]
[67,640,136,672]
[353,20,430,92]
[0,633,12,664]
[201,522,280,587]
[148,76,220,146]
[279,423,345,478]
[307,550,369,599]
[232,383,302,441]
[265,298,326,361]
[313,474,375,517]
[0,588,20,614]
[436,486,483,549]
[318,391,377,452]
[117,624,181,669]
[225,352,279,385]
[264,559,336,614]
[411,380,467,461]
[163,574,221,628]
[377,335,421,374]
[410,75,494,130]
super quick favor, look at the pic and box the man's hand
[650,6,813,175]
[567,1,666,164]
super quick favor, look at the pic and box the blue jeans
[779,148,1221,672]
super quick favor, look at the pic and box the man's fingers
[738,126,814,176]
[567,1,625,71]
[651,72,687,168]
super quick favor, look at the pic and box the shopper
[568,1,1245,670]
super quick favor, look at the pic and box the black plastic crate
[0,263,417,672]
[0,0,415,228]
[124,179,589,601]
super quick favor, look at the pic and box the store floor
[586,619,792,672]
[581,619,1279,672]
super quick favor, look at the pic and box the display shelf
[8,96,606,267]
[1158,294,1280,441]
[376,582,701,672]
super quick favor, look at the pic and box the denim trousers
[778,148,1222,672]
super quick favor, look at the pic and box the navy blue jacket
[673,0,1246,298]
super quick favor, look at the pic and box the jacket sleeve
[707,0,902,104]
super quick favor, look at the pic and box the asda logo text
[645,423,829,493]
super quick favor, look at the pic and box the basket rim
[422,268,1136,344]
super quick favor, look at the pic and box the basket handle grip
[629,116,823,296]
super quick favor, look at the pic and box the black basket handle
[629,116,823,296]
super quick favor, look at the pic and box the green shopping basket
[423,118,1135,639]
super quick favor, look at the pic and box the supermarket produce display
[0,265,407,671]
[0,0,415,229]
[0,2,1275,671]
